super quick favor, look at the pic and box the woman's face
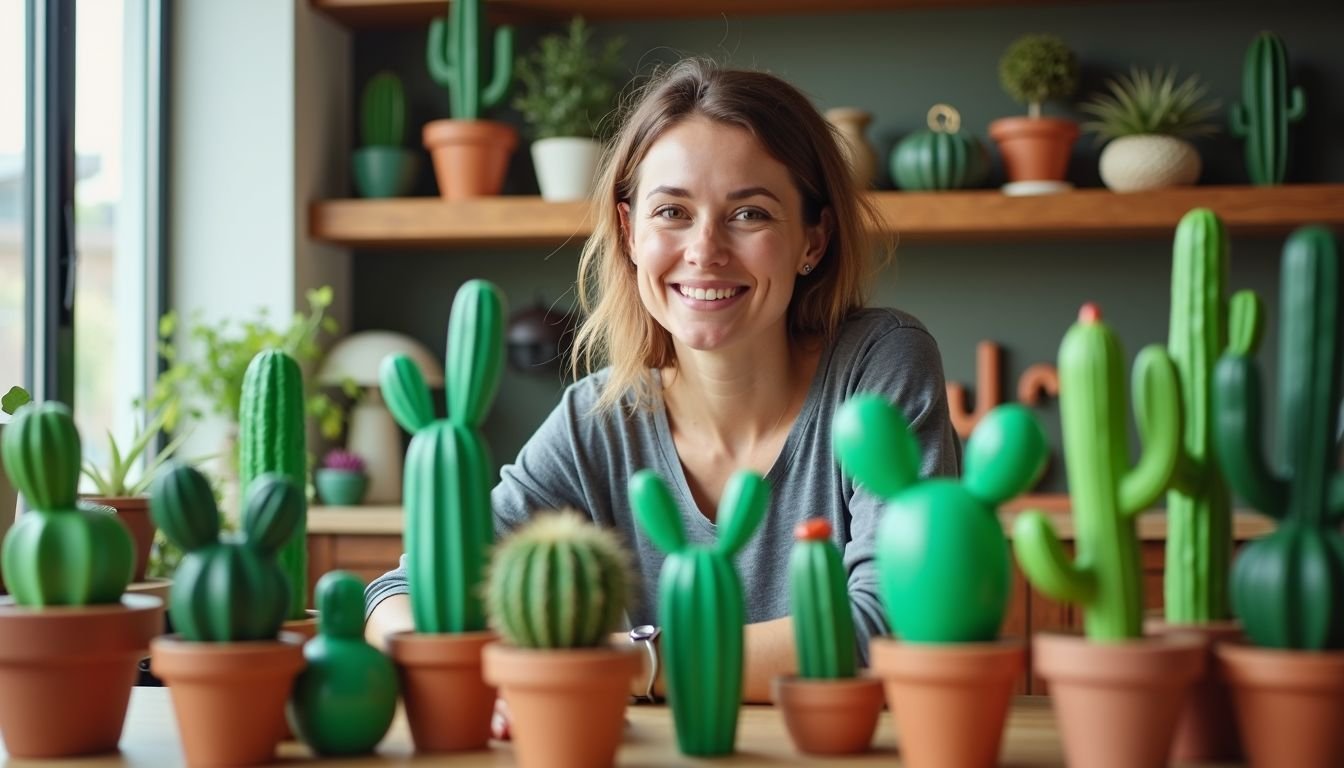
[619,117,829,354]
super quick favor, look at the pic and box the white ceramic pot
[531,137,602,202]
[1099,134,1201,192]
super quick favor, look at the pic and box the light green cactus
[788,518,856,678]
[426,0,513,120]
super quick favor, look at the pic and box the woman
[364,58,960,703]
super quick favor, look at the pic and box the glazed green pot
[891,104,989,191]
[315,469,368,507]
[352,147,417,198]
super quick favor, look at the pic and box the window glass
[0,0,25,393]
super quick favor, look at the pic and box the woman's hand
[492,698,511,740]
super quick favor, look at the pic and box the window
[0,2,26,393]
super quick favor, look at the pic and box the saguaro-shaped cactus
[1230,31,1306,186]
[1214,226,1344,650]
[381,279,505,634]
[1165,209,1263,623]
[426,0,513,120]
[788,519,857,678]
[836,397,1047,642]
[0,401,133,605]
[630,469,767,757]
[151,462,302,641]
[1014,304,1181,641]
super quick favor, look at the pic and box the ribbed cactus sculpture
[381,279,505,634]
[0,401,133,605]
[1165,209,1263,624]
[1214,226,1344,650]
[361,71,405,147]
[427,0,513,120]
[1230,32,1306,186]
[788,519,856,678]
[486,511,631,649]
[151,462,302,641]
[1013,304,1182,640]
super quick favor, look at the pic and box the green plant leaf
[0,385,30,415]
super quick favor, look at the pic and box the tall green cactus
[239,349,308,621]
[630,469,767,757]
[836,397,1047,643]
[426,0,513,120]
[361,71,406,147]
[0,401,133,605]
[1213,225,1344,650]
[1165,209,1263,623]
[788,519,856,678]
[485,510,631,649]
[1013,304,1181,641]
[380,279,505,634]
[1229,31,1306,186]
[151,462,302,641]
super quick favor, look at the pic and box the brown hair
[571,57,888,411]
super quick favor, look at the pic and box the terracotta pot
[1145,617,1244,763]
[126,576,173,606]
[1034,632,1204,768]
[483,643,641,768]
[987,116,1079,184]
[389,630,497,752]
[870,637,1024,768]
[1218,643,1344,768]
[423,119,517,200]
[150,632,306,767]
[0,594,163,757]
[276,616,320,742]
[85,495,154,582]
[771,674,884,755]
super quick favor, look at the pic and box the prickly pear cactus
[0,401,133,605]
[1013,304,1181,641]
[630,469,767,757]
[288,570,398,755]
[835,397,1047,642]
[788,519,857,678]
[426,0,513,120]
[1229,31,1306,185]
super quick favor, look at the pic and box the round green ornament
[890,104,989,191]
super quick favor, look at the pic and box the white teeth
[679,286,741,301]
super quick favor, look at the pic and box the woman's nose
[684,220,729,268]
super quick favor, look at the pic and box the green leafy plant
[1080,67,1221,141]
[513,17,625,140]
[81,408,192,497]
[1,386,30,415]
[998,34,1079,118]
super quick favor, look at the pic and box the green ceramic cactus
[629,469,767,757]
[1164,209,1263,624]
[362,71,405,147]
[380,279,505,634]
[288,570,398,755]
[0,401,133,606]
[836,397,1047,642]
[890,104,989,191]
[1013,304,1181,641]
[152,462,302,641]
[485,510,631,649]
[1213,225,1344,650]
[426,0,513,120]
[1229,32,1306,186]
[788,519,856,678]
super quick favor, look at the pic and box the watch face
[630,624,658,642]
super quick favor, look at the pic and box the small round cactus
[322,449,366,472]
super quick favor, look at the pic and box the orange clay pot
[1144,617,1244,763]
[1034,632,1204,768]
[389,630,497,752]
[275,616,319,742]
[0,594,162,758]
[987,116,1078,183]
[84,495,154,582]
[483,642,641,768]
[423,119,517,200]
[1218,643,1344,768]
[870,637,1024,768]
[771,674,884,755]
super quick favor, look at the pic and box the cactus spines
[152,463,302,642]
[380,279,506,634]
[426,0,513,120]
[1013,304,1182,641]
[485,510,632,649]
[1214,225,1344,649]
[789,519,856,679]
[1229,32,1306,186]
[0,402,133,605]
[361,71,405,148]
[630,468,767,756]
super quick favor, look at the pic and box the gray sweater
[364,308,961,665]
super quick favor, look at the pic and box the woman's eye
[653,206,687,220]
[733,208,770,222]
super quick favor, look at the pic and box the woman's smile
[671,282,749,309]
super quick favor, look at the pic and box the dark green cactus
[0,401,133,606]
[1165,209,1263,624]
[630,469,767,757]
[836,397,1047,642]
[788,519,856,678]
[890,104,989,191]
[288,571,398,756]
[485,510,631,649]
[1014,304,1181,641]
[381,279,505,634]
[426,0,513,120]
[239,349,308,621]
[1214,225,1344,650]
[152,462,302,642]
[1229,32,1306,186]
[361,71,405,147]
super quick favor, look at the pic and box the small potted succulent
[316,449,369,506]
[1080,67,1221,192]
[0,385,31,573]
[482,511,641,768]
[1230,32,1305,186]
[353,71,418,198]
[989,33,1080,194]
[890,104,990,191]
[834,397,1047,768]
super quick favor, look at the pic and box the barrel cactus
[1229,32,1306,186]
[890,104,989,191]
[788,519,856,678]
[427,0,513,120]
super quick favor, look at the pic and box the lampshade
[317,331,444,388]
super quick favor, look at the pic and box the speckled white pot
[1099,135,1201,192]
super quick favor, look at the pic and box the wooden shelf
[309,185,1344,249]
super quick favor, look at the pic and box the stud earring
[800,264,813,275]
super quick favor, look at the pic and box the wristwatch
[629,624,662,703]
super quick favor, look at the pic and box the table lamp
[317,331,443,505]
